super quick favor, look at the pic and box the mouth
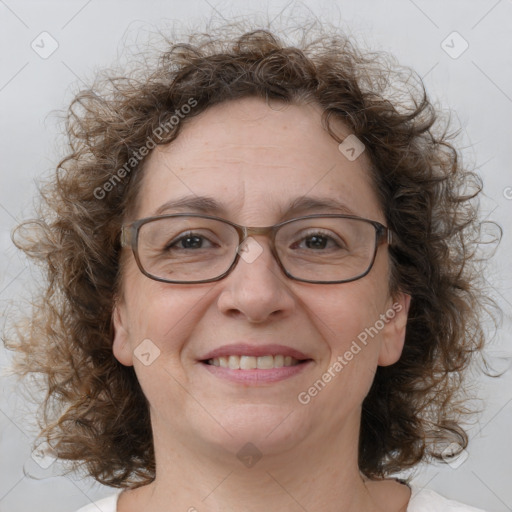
[199,344,313,384]
[204,354,304,369]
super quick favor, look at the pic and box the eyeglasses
[120,213,393,284]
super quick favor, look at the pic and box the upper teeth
[208,355,300,369]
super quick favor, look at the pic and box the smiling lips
[201,343,312,383]
[207,354,301,370]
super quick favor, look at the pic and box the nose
[216,236,296,323]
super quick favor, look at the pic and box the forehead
[135,97,383,224]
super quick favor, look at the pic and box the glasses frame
[120,213,393,285]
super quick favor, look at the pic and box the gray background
[1,1,511,511]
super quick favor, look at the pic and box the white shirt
[73,485,489,511]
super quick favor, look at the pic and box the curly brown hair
[4,19,494,488]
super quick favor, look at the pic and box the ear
[377,292,411,367]
[112,298,134,366]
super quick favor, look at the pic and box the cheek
[122,262,211,357]
[296,295,381,418]
[122,279,215,413]
[310,277,388,348]
[303,273,390,396]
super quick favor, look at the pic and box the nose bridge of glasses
[235,225,282,268]
[243,225,275,238]
[238,226,281,254]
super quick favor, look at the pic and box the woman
[6,20,494,512]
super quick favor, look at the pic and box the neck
[122,409,382,512]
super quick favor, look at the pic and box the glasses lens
[135,216,378,283]
[275,217,377,282]
[137,216,238,282]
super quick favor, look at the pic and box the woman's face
[113,97,410,461]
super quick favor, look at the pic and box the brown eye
[167,233,211,250]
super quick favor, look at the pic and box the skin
[113,96,412,512]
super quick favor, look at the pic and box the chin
[195,403,312,460]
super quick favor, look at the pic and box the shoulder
[408,485,489,512]
[73,491,122,512]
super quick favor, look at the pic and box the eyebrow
[286,196,356,216]
[152,194,357,218]
[154,195,226,216]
